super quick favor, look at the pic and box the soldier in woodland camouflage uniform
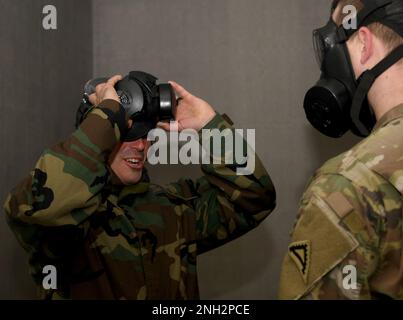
[280,0,403,299]
[4,76,276,299]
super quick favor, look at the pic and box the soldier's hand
[157,81,216,132]
[88,75,122,106]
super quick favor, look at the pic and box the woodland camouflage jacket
[4,100,276,300]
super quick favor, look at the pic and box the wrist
[199,113,233,132]
[201,110,217,128]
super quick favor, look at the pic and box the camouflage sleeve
[165,113,276,253]
[3,100,126,268]
[278,173,384,300]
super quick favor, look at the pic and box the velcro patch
[325,192,354,219]
[288,240,311,284]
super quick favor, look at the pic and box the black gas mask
[304,0,403,138]
[76,71,177,141]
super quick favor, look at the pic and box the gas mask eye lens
[313,19,340,68]
[313,30,325,67]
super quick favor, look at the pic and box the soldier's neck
[368,63,403,120]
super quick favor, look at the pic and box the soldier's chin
[120,170,143,186]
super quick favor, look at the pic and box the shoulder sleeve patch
[279,194,359,300]
[288,240,311,284]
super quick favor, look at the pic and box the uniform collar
[373,103,403,131]
[106,168,150,200]
[118,181,150,200]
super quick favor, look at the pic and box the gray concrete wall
[0,0,93,298]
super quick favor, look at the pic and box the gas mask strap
[350,43,403,136]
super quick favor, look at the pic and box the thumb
[107,74,123,87]
[157,121,180,132]
[169,81,191,99]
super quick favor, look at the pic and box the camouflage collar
[118,182,150,200]
[373,103,403,131]
[106,168,150,200]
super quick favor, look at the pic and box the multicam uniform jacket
[279,103,403,300]
[4,100,276,300]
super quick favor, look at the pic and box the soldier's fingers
[156,121,171,132]
[157,121,181,132]
[88,93,98,106]
[169,81,191,100]
[107,75,123,87]
[95,83,106,96]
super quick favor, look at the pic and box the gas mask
[76,71,177,141]
[304,0,403,138]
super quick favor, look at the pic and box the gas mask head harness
[304,0,403,138]
[76,71,178,141]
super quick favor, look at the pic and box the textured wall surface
[0,0,93,298]
[0,0,360,299]
[92,0,360,299]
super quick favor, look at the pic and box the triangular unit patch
[288,240,311,284]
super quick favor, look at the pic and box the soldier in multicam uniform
[279,0,403,299]
[4,76,276,299]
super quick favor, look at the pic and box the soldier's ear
[357,27,374,66]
